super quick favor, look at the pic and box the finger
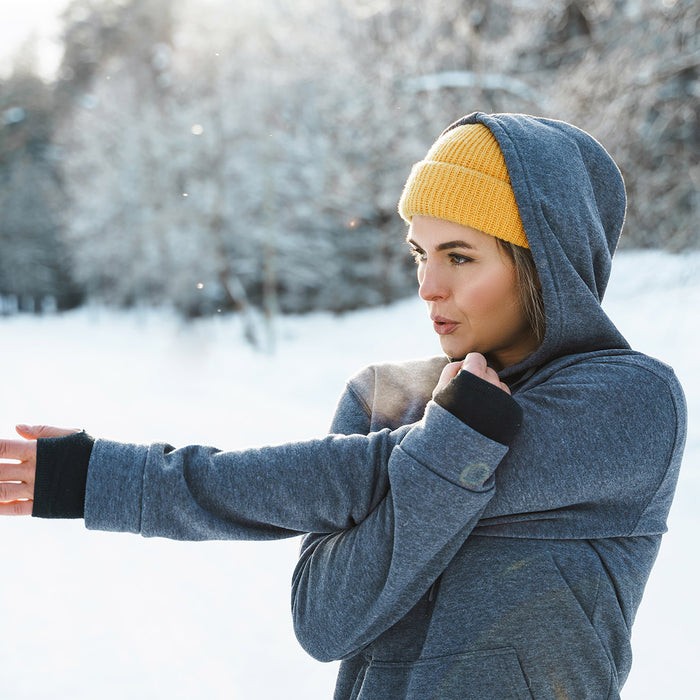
[460,357,512,395]
[432,361,463,398]
[0,439,37,462]
[460,352,488,377]
[15,425,80,440]
[497,380,512,395]
[480,366,512,394]
[0,461,34,483]
[440,361,462,383]
[483,366,501,385]
[0,480,34,502]
[0,500,33,516]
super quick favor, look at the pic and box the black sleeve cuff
[32,431,95,519]
[433,370,523,446]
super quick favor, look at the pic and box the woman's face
[408,215,538,370]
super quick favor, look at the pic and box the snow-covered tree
[0,66,77,311]
[1,0,693,317]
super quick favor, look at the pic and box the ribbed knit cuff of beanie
[32,431,95,519]
[433,371,523,446]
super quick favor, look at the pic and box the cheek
[496,273,523,311]
[466,271,526,335]
[497,279,530,333]
[461,273,516,317]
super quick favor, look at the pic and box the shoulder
[345,356,449,432]
[518,348,686,468]
[502,350,686,536]
[347,356,449,394]
[525,349,685,412]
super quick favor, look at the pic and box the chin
[438,337,470,362]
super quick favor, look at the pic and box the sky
[0,0,71,78]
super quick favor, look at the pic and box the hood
[446,112,630,379]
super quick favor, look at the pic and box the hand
[0,425,80,516]
[432,353,511,398]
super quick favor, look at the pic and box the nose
[418,261,449,302]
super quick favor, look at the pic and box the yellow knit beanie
[398,123,529,249]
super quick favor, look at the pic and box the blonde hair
[497,240,546,346]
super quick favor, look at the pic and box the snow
[1,250,698,699]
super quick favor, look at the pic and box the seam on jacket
[523,354,682,537]
[346,380,373,421]
[550,550,618,695]
[587,543,631,694]
[604,360,684,536]
[605,660,616,700]
[587,540,631,635]
[549,550,599,627]
[589,553,603,628]
[138,444,152,533]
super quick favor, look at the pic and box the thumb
[15,424,81,440]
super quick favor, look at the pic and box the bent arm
[291,370,522,661]
[292,405,510,661]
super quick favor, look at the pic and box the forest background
[0,0,698,332]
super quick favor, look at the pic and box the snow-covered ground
[1,250,697,699]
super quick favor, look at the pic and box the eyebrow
[406,238,477,252]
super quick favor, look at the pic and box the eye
[409,247,426,264]
[449,253,474,265]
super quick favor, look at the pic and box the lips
[431,315,459,335]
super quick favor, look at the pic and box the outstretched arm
[0,421,411,537]
[0,355,522,664]
[86,356,518,541]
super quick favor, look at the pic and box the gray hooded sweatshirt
[77,113,685,699]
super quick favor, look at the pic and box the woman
[0,113,686,699]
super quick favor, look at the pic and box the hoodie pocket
[356,646,533,700]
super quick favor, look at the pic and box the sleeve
[474,359,687,539]
[290,372,522,662]
[289,359,686,662]
[84,428,406,540]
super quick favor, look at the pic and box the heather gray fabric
[300,351,682,699]
[84,113,686,699]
